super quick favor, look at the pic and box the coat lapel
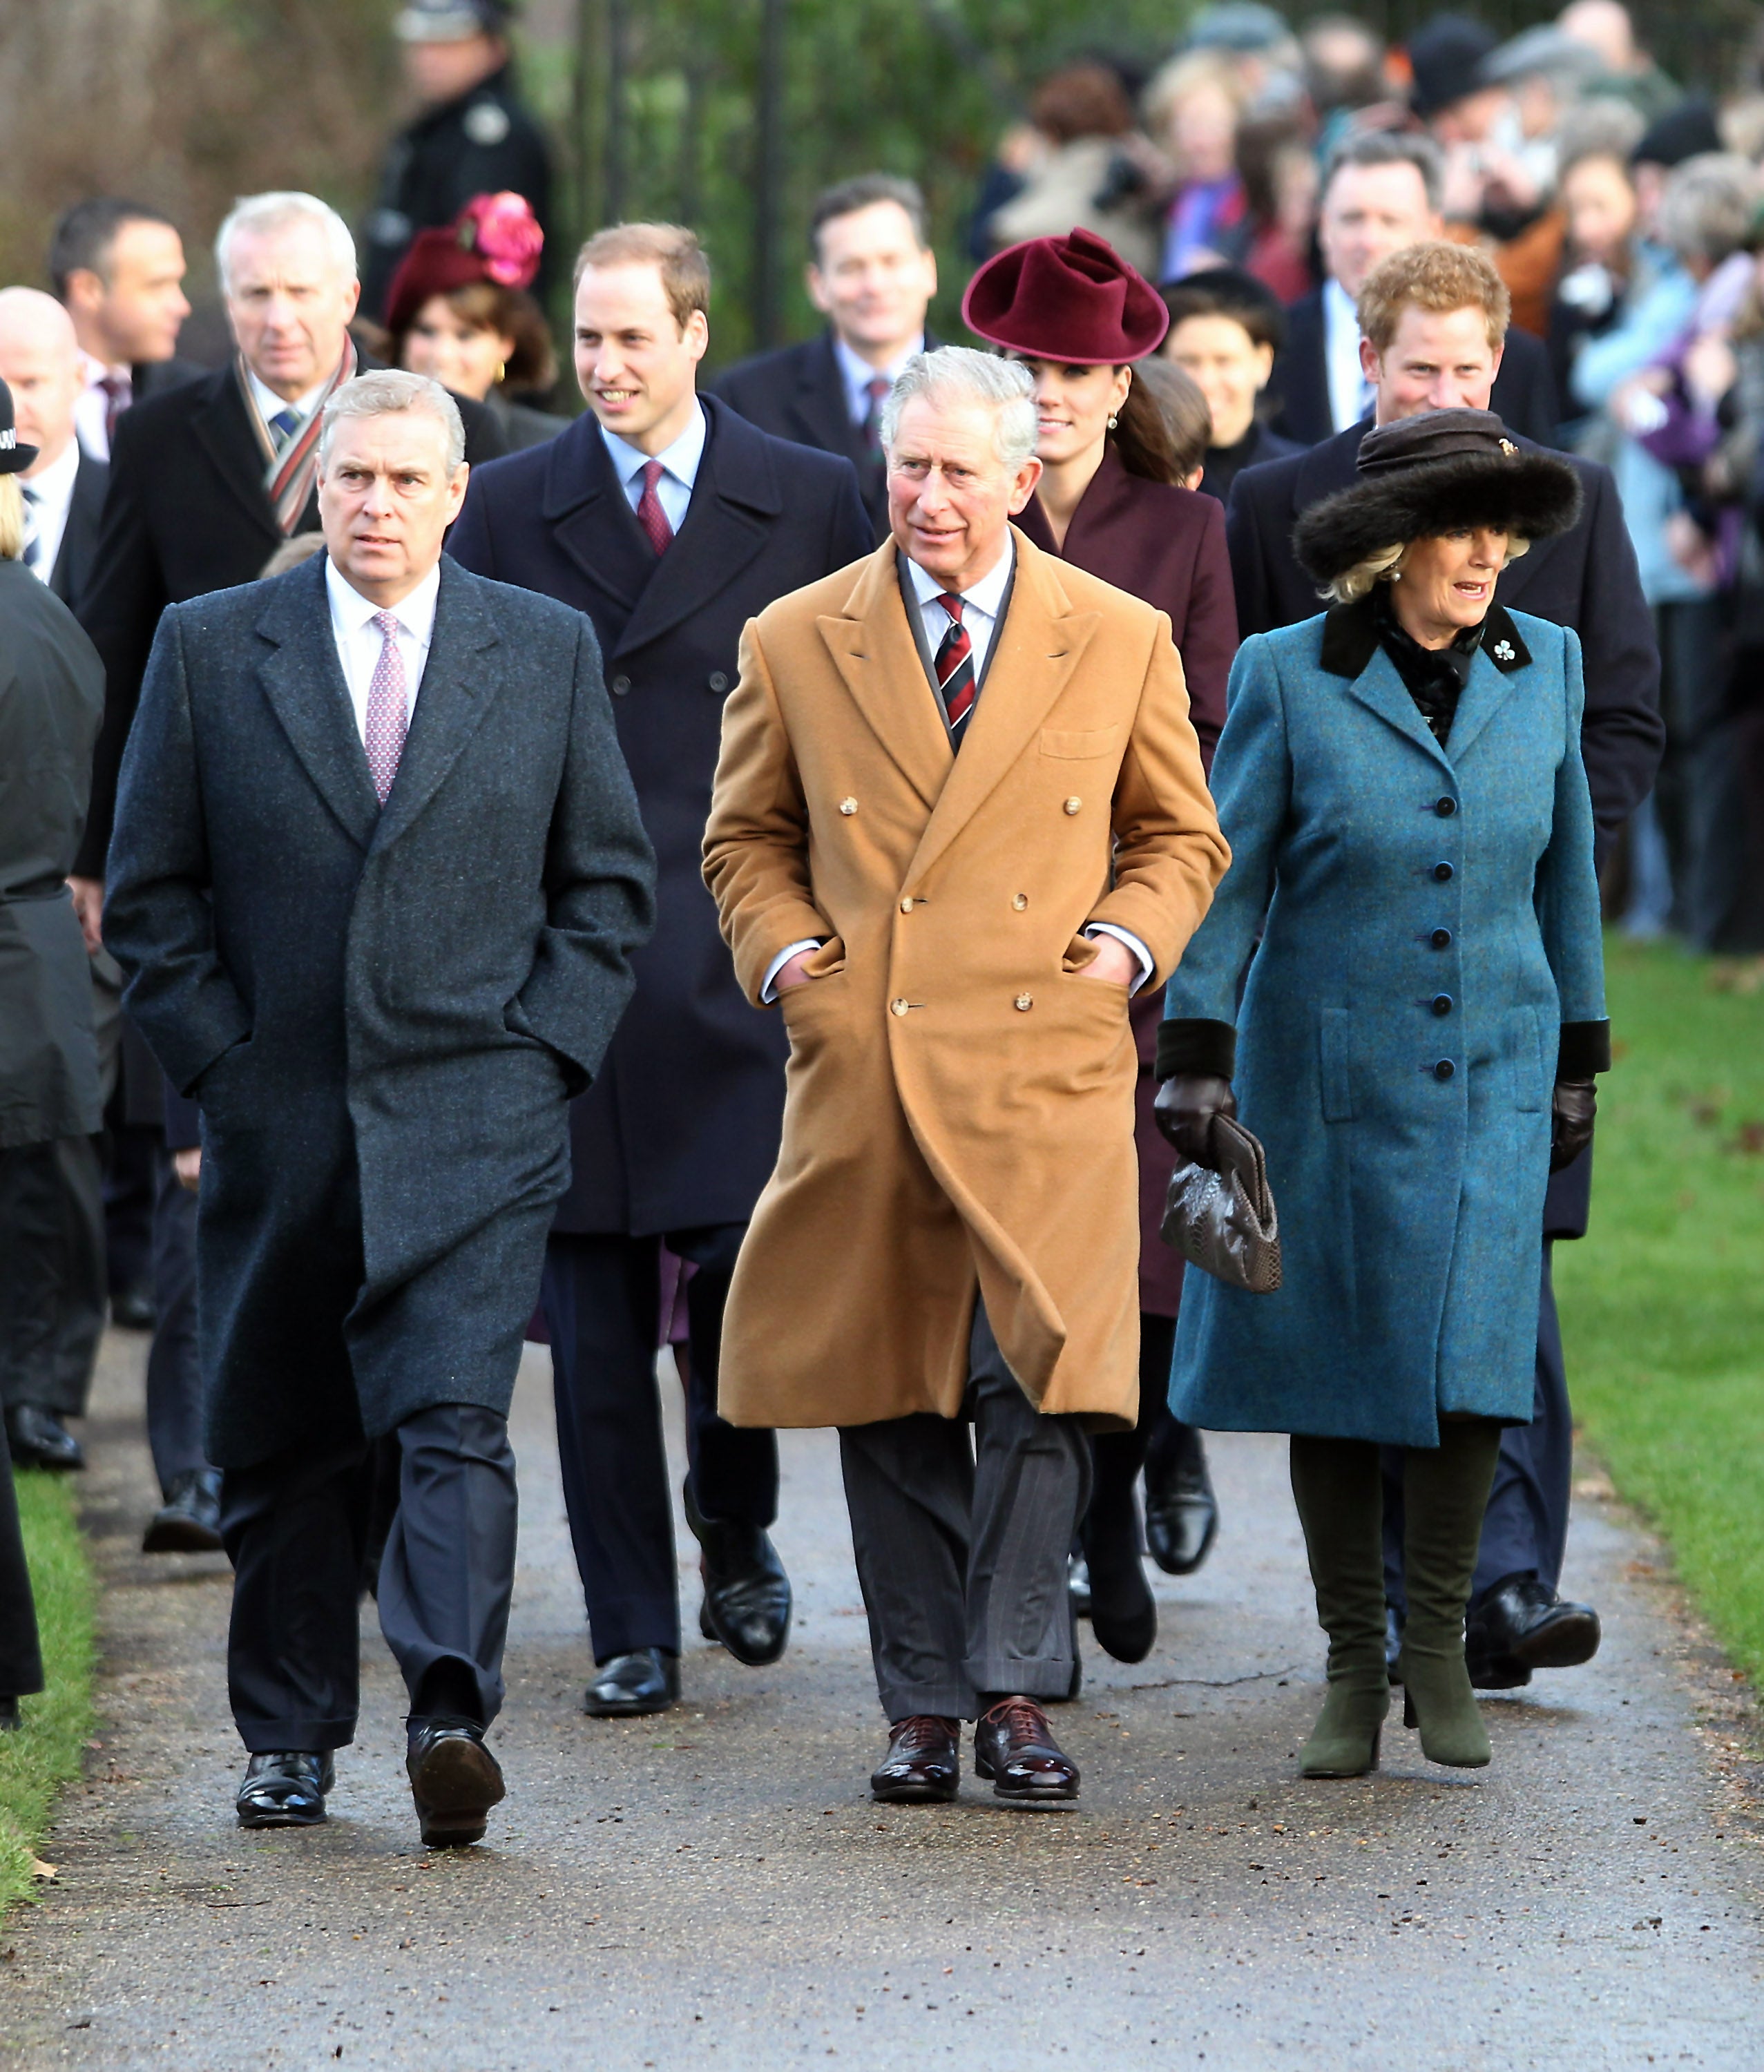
[188,370,280,540]
[253,557,381,850]
[1333,628,1453,769]
[540,416,651,614]
[371,559,504,852]
[906,533,1097,889]
[817,542,952,812]
[1443,602,1530,763]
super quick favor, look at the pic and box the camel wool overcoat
[702,531,1229,1432]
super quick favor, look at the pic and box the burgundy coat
[1017,450,1236,1315]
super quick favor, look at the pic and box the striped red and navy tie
[934,594,976,740]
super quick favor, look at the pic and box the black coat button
[1431,993,1454,1017]
[1431,928,1453,949]
[1434,1059,1455,1080]
[610,674,631,696]
[1432,861,1454,881]
[708,671,729,693]
[1435,796,1457,818]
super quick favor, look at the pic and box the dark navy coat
[1165,602,1606,1448]
[103,555,655,1467]
[446,395,873,1236]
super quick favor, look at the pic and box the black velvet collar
[1318,591,1531,680]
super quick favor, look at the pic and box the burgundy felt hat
[961,227,1169,365]
[384,192,544,339]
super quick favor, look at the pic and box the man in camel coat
[703,347,1227,1806]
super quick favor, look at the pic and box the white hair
[319,370,466,474]
[880,347,1039,470]
[215,191,357,295]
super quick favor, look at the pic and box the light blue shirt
[832,334,923,429]
[1324,276,1373,434]
[597,400,707,537]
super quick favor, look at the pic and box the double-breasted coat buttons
[838,797,858,816]
[1063,797,1082,816]
[890,998,910,1017]
[899,897,914,914]
[1012,894,1028,910]
[1015,994,1033,1011]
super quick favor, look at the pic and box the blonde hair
[1322,533,1531,606]
[0,477,23,562]
[1357,241,1511,356]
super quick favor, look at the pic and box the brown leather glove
[1153,1073,1238,1169]
[1550,1079,1597,1172]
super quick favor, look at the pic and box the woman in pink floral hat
[385,191,567,450]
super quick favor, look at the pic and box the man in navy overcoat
[448,222,873,1717]
[105,372,655,1846]
[1224,240,1665,1693]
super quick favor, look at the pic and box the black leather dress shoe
[584,1648,678,1717]
[1143,1438,1218,1576]
[142,1468,224,1554]
[973,1696,1080,1803]
[685,1486,792,1667]
[872,1715,961,1803]
[1466,1573,1601,1690]
[5,1406,83,1473]
[0,1698,21,1732]
[236,1751,333,1828]
[111,1283,157,1332]
[406,1717,504,1848]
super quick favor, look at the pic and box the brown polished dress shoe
[871,1714,961,1803]
[973,1696,1080,1803]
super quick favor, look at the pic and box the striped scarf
[237,336,358,535]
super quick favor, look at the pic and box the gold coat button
[890,998,910,1017]
[1064,796,1082,816]
[1014,993,1033,1011]
[900,896,914,913]
[1012,893,1028,910]
[838,796,858,816]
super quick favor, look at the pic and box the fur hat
[1292,410,1582,590]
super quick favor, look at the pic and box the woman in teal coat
[1154,410,1607,1778]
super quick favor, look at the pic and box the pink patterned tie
[365,609,408,805]
[635,459,674,556]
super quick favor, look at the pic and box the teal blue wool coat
[1164,599,1607,1448]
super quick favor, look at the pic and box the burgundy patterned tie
[365,610,409,805]
[635,459,674,556]
[934,594,977,738]
[861,375,890,454]
[99,373,130,448]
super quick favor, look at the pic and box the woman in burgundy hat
[384,191,567,452]
[961,225,1238,1672]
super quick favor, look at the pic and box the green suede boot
[1396,1418,1503,1769]
[1289,1435,1390,1778]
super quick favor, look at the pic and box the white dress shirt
[832,333,923,428]
[1324,276,1374,435]
[19,439,80,587]
[764,534,1151,999]
[73,353,126,463]
[598,401,707,537]
[325,557,438,746]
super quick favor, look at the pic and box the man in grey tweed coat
[105,371,655,1848]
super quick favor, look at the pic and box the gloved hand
[1153,1074,1238,1169]
[1550,1079,1597,1172]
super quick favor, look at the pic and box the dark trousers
[542,1222,778,1663]
[1383,1244,1571,1615]
[0,1137,105,1416]
[839,1303,1091,1722]
[0,1414,44,1700]
[1654,596,1751,951]
[220,1403,517,1752]
[145,1147,208,1495]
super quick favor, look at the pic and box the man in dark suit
[449,222,873,1718]
[104,371,655,1845]
[1227,240,1663,1694]
[713,175,939,537]
[49,198,204,464]
[1271,131,1559,451]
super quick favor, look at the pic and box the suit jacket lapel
[372,558,504,851]
[818,542,952,812]
[541,415,651,613]
[790,332,865,468]
[253,557,381,850]
[189,370,281,539]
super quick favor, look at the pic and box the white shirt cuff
[761,939,823,1003]
[1084,923,1155,993]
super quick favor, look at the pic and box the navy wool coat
[103,555,655,1468]
[446,396,873,1235]
[1164,600,1606,1448]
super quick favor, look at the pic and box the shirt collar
[23,439,81,508]
[904,533,1015,619]
[78,349,127,390]
[246,365,332,430]
[833,332,923,415]
[1323,275,1359,339]
[598,398,707,491]
[325,555,441,646]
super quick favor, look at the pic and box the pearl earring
[1107,414,1118,429]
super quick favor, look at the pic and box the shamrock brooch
[1493,639,1515,662]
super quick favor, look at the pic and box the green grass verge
[1555,936,1764,1681]
[0,1473,95,1917]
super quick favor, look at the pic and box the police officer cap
[0,378,40,474]
[396,0,513,42]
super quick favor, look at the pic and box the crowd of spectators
[972,0,1764,954]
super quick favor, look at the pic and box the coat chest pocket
[1319,1008,1354,1122]
[1039,726,1119,759]
[1511,1006,1546,1112]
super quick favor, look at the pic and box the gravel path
[1,1327,1759,2069]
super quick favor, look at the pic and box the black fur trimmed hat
[1292,409,1582,591]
